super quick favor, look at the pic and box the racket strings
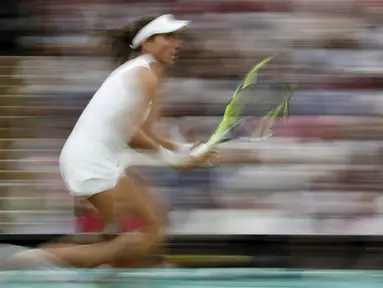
[232,84,288,118]
[224,83,292,140]
[207,56,294,145]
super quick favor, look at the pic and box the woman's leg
[39,233,141,268]
[34,169,165,268]
[113,168,168,267]
[87,169,165,260]
[1,239,138,269]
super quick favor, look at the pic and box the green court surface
[1,268,383,288]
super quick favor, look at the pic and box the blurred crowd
[1,0,383,235]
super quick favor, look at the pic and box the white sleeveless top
[59,54,156,182]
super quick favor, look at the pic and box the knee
[133,225,165,255]
[152,225,166,244]
[147,225,166,249]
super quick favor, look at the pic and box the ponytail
[107,27,135,66]
[105,14,161,66]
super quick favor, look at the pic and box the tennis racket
[191,56,294,158]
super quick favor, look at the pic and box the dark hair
[107,14,160,66]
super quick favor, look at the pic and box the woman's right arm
[126,67,162,152]
[128,67,213,168]
[129,128,161,151]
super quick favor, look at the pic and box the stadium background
[1,0,383,270]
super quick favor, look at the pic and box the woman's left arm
[140,97,184,152]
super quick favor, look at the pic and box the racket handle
[190,142,214,158]
[158,146,187,166]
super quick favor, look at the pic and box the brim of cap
[131,15,191,49]
[158,20,190,34]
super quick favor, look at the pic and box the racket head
[211,80,294,144]
[207,55,295,143]
[206,57,275,143]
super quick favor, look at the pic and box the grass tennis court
[1,268,383,288]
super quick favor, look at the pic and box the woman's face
[142,33,181,65]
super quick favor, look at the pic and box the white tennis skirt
[59,144,134,197]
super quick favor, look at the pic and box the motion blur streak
[0,0,383,238]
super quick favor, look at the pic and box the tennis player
[53,14,212,268]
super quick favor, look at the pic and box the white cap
[131,14,190,49]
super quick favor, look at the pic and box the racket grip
[190,142,214,158]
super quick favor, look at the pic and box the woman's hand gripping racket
[191,56,294,158]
